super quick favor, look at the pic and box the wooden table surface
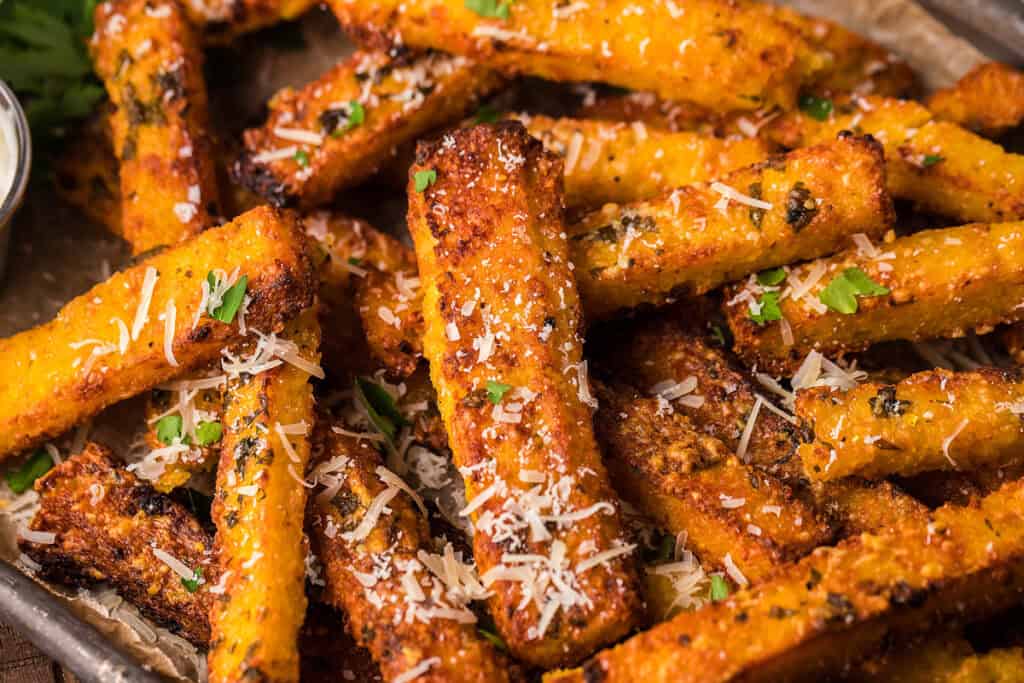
[0,621,78,683]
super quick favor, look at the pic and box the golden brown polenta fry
[510,114,772,209]
[766,94,1024,223]
[0,206,315,460]
[348,233,424,379]
[19,443,217,646]
[303,211,408,381]
[797,368,1024,481]
[180,0,318,43]
[547,478,1024,683]
[329,0,827,114]
[591,314,804,482]
[142,372,225,492]
[756,4,917,98]
[308,423,512,682]
[569,133,892,319]
[724,222,1024,374]
[236,49,502,208]
[594,382,833,586]
[54,108,123,237]
[208,309,319,683]
[93,0,221,255]
[409,123,642,667]
[928,62,1024,138]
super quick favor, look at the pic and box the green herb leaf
[749,291,782,325]
[798,94,833,121]
[710,574,730,602]
[5,450,54,494]
[819,267,890,315]
[195,421,223,446]
[477,628,508,652]
[347,257,362,266]
[156,415,184,445]
[473,104,501,124]
[414,169,437,193]
[0,0,104,162]
[922,154,944,168]
[209,274,249,324]
[181,566,203,593]
[486,380,512,404]
[354,377,408,448]
[709,324,727,347]
[756,267,786,287]
[465,0,511,19]
[294,149,309,167]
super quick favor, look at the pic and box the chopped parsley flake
[355,377,408,449]
[819,267,890,315]
[414,169,437,193]
[465,0,511,19]
[922,154,944,168]
[5,450,54,494]
[473,104,501,124]
[749,291,782,325]
[208,273,248,324]
[710,574,730,601]
[195,421,223,446]
[294,149,309,167]
[710,324,728,347]
[478,628,508,652]
[156,415,184,445]
[756,267,786,287]
[347,257,362,266]
[486,380,512,404]
[799,95,833,121]
[181,566,203,593]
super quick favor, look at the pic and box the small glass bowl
[0,80,31,282]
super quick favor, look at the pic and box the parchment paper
[0,1,1000,680]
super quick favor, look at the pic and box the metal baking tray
[0,2,1021,681]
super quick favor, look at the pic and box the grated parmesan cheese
[711,181,773,214]
[131,267,159,341]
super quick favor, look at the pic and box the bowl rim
[0,79,32,226]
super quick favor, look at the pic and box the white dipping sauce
[0,104,18,202]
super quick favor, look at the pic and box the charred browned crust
[593,382,833,583]
[410,122,643,667]
[19,443,217,645]
[308,422,513,682]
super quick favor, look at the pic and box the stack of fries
[5,0,1024,680]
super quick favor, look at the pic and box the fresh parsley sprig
[0,0,104,154]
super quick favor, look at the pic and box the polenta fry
[93,0,222,255]
[594,382,833,586]
[766,95,1024,223]
[409,123,642,667]
[236,49,502,208]
[208,309,320,683]
[328,0,827,114]
[511,113,773,208]
[182,0,319,44]
[724,222,1024,374]
[308,422,512,682]
[798,368,1024,481]
[928,62,1024,138]
[0,206,315,460]
[19,443,217,646]
[569,133,892,319]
